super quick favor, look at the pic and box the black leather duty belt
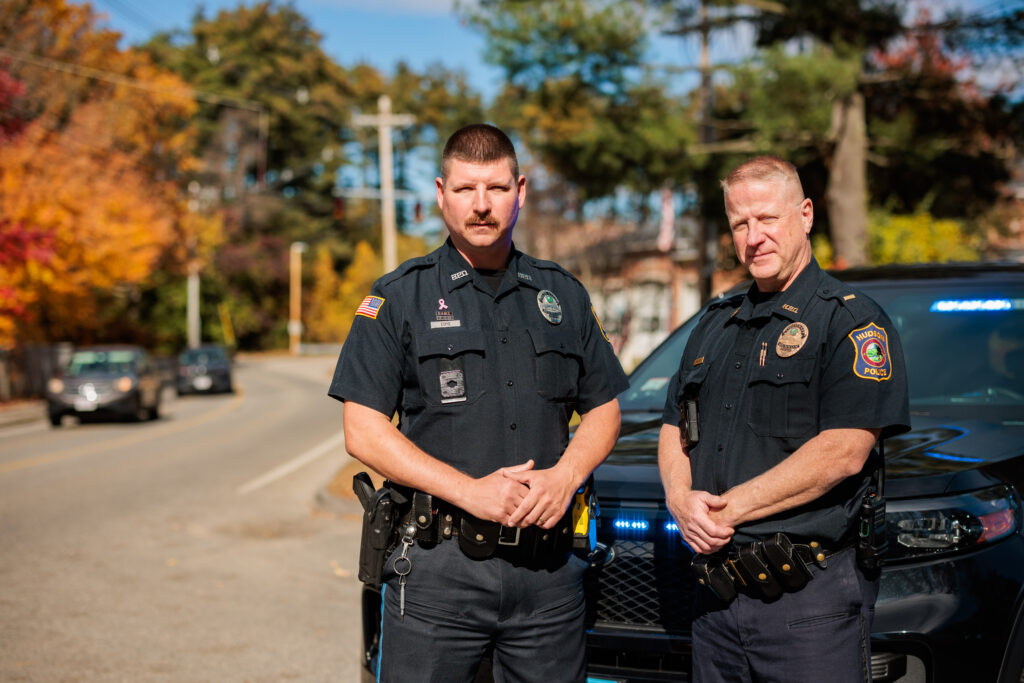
[397,491,573,562]
[691,532,855,604]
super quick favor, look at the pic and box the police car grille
[585,538,693,634]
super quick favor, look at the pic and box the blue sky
[91,0,507,100]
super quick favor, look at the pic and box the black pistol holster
[352,472,406,587]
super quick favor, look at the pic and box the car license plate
[74,398,97,412]
[193,376,213,390]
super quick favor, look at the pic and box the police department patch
[355,295,385,320]
[849,322,892,381]
[776,322,809,357]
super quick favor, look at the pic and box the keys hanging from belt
[393,522,415,620]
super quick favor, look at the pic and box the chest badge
[776,322,809,357]
[537,290,562,325]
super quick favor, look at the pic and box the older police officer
[659,156,910,682]
[330,124,628,682]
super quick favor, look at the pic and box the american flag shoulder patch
[355,295,385,320]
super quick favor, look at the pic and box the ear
[435,177,444,210]
[517,175,527,208]
[799,198,813,235]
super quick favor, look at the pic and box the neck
[451,240,512,271]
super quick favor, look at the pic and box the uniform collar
[734,258,823,322]
[439,238,534,295]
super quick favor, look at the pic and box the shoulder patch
[355,295,385,320]
[848,322,892,381]
[591,304,610,342]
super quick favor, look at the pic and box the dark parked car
[46,345,163,425]
[176,344,234,395]
[357,263,1024,683]
[585,263,1024,683]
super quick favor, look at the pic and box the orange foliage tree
[0,0,217,347]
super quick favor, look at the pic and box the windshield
[617,278,1024,417]
[180,347,228,365]
[66,350,138,376]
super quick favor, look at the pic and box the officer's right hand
[669,490,733,554]
[457,460,535,524]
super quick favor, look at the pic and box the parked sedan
[585,263,1024,683]
[176,344,234,395]
[46,345,163,426]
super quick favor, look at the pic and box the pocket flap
[416,329,487,359]
[526,327,583,358]
[749,356,817,386]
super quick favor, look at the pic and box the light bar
[929,298,1014,313]
[613,518,649,531]
[665,521,680,533]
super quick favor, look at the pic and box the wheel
[148,400,160,421]
[48,413,62,427]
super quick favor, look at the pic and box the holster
[734,542,783,600]
[352,472,405,587]
[571,475,598,555]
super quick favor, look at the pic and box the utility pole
[288,241,307,355]
[353,95,415,272]
[697,0,717,305]
[186,182,202,349]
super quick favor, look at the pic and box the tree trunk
[826,92,869,268]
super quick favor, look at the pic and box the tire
[49,413,62,427]
[148,400,160,421]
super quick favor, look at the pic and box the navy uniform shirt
[662,259,910,545]
[329,238,629,478]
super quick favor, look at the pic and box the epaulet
[523,255,582,284]
[376,251,439,288]
[816,276,879,318]
[708,292,744,311]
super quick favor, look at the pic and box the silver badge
[439,369,467,403]
[537,290,562,325]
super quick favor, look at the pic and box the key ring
[393,554,412,577]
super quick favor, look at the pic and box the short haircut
[721,155,805,200]
[441,124,519,182]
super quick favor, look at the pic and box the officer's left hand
[503,466,575,529]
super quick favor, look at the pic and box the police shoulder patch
[848,322,892,381]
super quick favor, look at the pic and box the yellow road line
[0,388,246,474]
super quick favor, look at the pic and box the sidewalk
[0,400,46,428]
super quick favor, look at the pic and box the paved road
[0,354,367,682]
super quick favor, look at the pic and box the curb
[0,401,46,429]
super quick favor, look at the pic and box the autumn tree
[0,0,213,348]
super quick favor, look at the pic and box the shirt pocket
[414,328,488,406]
[747,355,818,438]
[527,327,584,402]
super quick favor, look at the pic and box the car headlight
[885,485,1020,562]
[116,376,134,392]
[47,378,64,394]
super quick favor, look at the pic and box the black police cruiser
[585,263,1024,683]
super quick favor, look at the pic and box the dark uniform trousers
[376,540,589,683]
[691,548,879,683]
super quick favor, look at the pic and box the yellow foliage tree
[869,210,980,264]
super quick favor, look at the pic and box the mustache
[465,219,498,227]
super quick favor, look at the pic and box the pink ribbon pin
[438,298,448,310]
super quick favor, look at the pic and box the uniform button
[500,336,508,343]
[447,344,454,352]
[777,372,784,379]
[734,362,741,369]
[717,445,723,452]
[724,403,732,410]
[510,423,517,430]
[507,380,514,387]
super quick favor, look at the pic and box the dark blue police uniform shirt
[329,238,629,479]
[662,259,910,544]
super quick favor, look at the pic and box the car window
[618,313,702,412]
[861,282,1024,416]
[66,350,138,376]
[180,348,228,364]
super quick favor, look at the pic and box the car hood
[594,411,1024,502]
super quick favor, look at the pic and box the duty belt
[396,489,574,563]
[691,532,856,603]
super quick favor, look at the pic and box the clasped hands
[463,460,574,530]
